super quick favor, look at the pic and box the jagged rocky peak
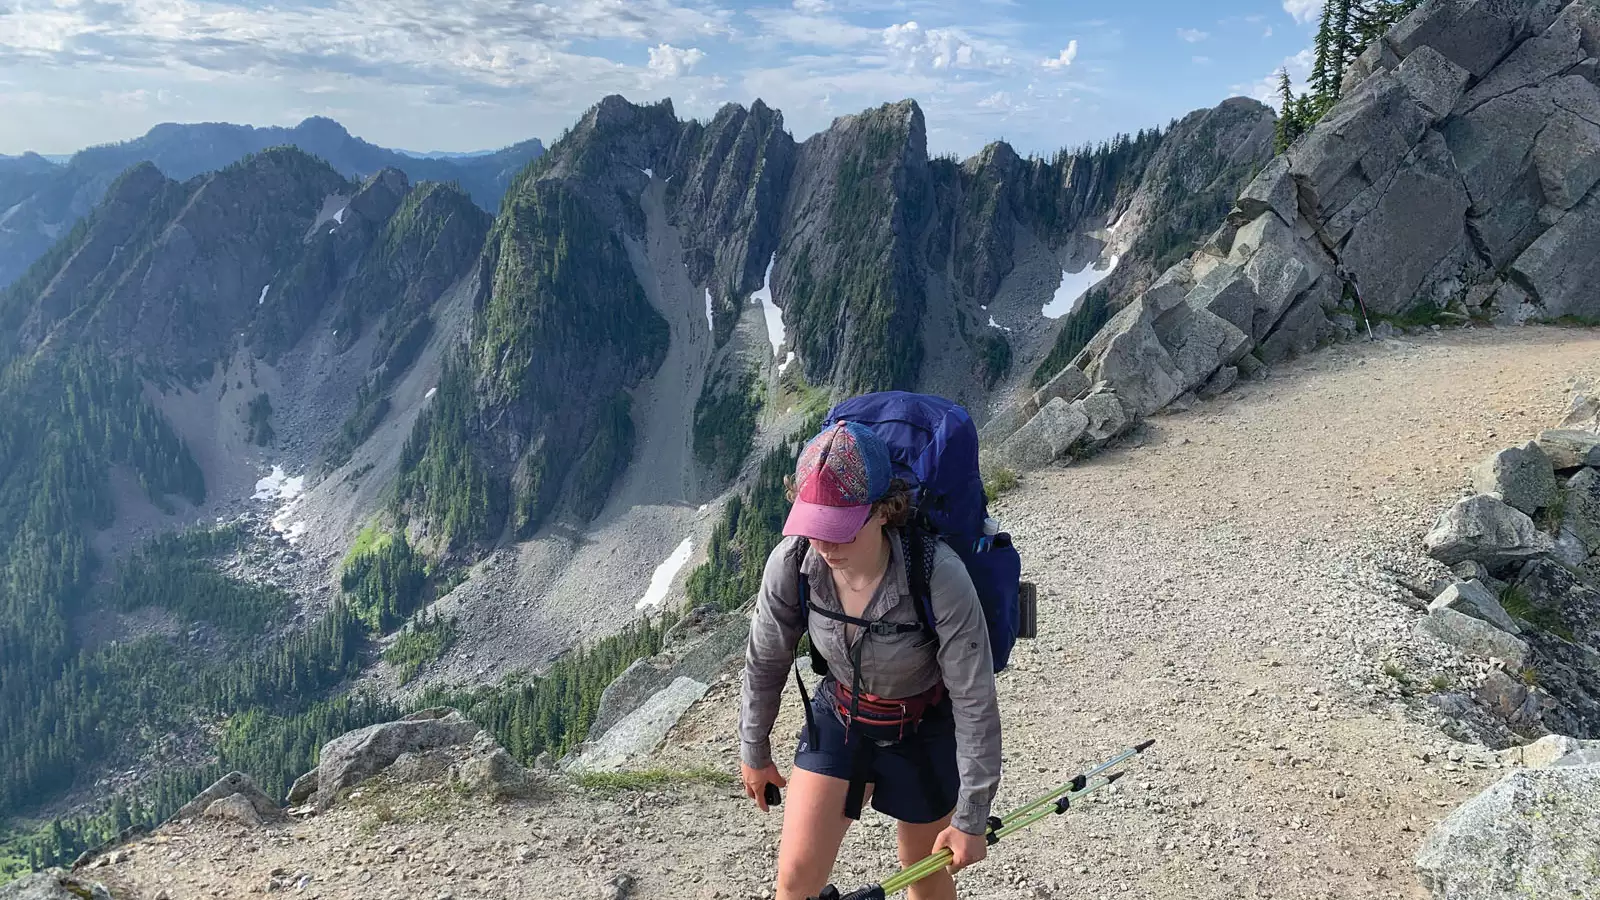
[672,98,797,337]
[771,98,936,394]
[345,166,410,223]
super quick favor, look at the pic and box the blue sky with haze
[0,0,1325,159]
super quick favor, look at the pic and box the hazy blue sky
[0,0,1324,158]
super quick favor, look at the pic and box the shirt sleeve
[928,546,1002,835]
[738,537,807,769]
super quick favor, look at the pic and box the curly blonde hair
[784,476,913,529]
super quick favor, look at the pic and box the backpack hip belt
[831,679,947,740]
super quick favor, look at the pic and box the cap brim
[782,499,872,543]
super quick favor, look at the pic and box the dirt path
[91,326,1600,900]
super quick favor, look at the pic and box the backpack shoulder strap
[902,528,940,638]
[789,537,811,615]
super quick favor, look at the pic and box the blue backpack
[800,391,1025,672]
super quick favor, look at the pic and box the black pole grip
[764,783,783,806]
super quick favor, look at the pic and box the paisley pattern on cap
[794,421,888,507]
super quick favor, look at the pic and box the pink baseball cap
[782,421,892,543]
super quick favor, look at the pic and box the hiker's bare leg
[775,768,864,900]
[898,814,957,900]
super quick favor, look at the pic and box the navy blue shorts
[793,681,961,825]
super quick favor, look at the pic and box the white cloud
[1177,28,1208,42]
[1041,40,1078,70]
[1264,25,1274,37]
[746,7,877,50]
[1282,0,1322,25]
[0,0,732,86]
[883,21,1002,70]
[977,90,1011,109]
[1236,46,1315,104]
[1192,56,1212,65]
[792,0,830,11]
[647,43,706,77]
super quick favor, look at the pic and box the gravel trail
[93,326,1600,900]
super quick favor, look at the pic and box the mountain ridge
[0,117,544,291]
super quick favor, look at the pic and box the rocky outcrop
[1423,495,1554,570]
[997,398,1090,469]
[668,100,796,346]
[565,676,712,773]
[286,707,502,810]
[1419,413,1600,740]
[585,604,751,742]
[1471,442,1558,513]
[1416,756,1600,899]
[989,0,1600,465]
[0,870,115,900]
[170,772,285,826]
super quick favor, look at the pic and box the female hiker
[738,420,1002,900]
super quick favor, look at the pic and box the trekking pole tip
[1106,770,1126,785]
[1134,738,1156,753]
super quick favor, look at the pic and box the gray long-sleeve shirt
[739,531,1002,834]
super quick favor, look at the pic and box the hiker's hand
[741,762,786,811]
[934,826,987,872]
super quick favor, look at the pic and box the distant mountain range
[0,116,543,288]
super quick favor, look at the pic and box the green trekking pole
[808,740,1155,900]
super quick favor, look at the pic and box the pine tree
[1310,0,1337,97]
[1274,68,1301,154]
[1331,0,1356,103]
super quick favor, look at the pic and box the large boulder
[1470,441,1558,514]
[1031,364,1090,410]
[1230,155,1298,225]
[565,676,710,773]
[1394,45,1472,120]
[1511,189,1600,320]
[1419,607,1531,668]
[450,733,542,800]
[1257,275,1337,364]
[1430,579,1522,634]
[1080,298,1186,417]
[1534,107,1600,210]
[171,771,284,824]
[1563,466,1600,554]
[587,605,750,741]
[204,793,266,827]
[1423,495,1555,570]
[290,707,483,810]
[1415,763,1600,899]
[1498,733,1600,769]
[1536,428,1600,468]
[998,397,1089,469]
[0,870,115,900]
[1183,262,1260,337]
[1388,0,1527,78]
[1513,558,1600,648]
[1240,238,1317,340]
[1459,1,1591,108]
[1071,389,1129,447]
